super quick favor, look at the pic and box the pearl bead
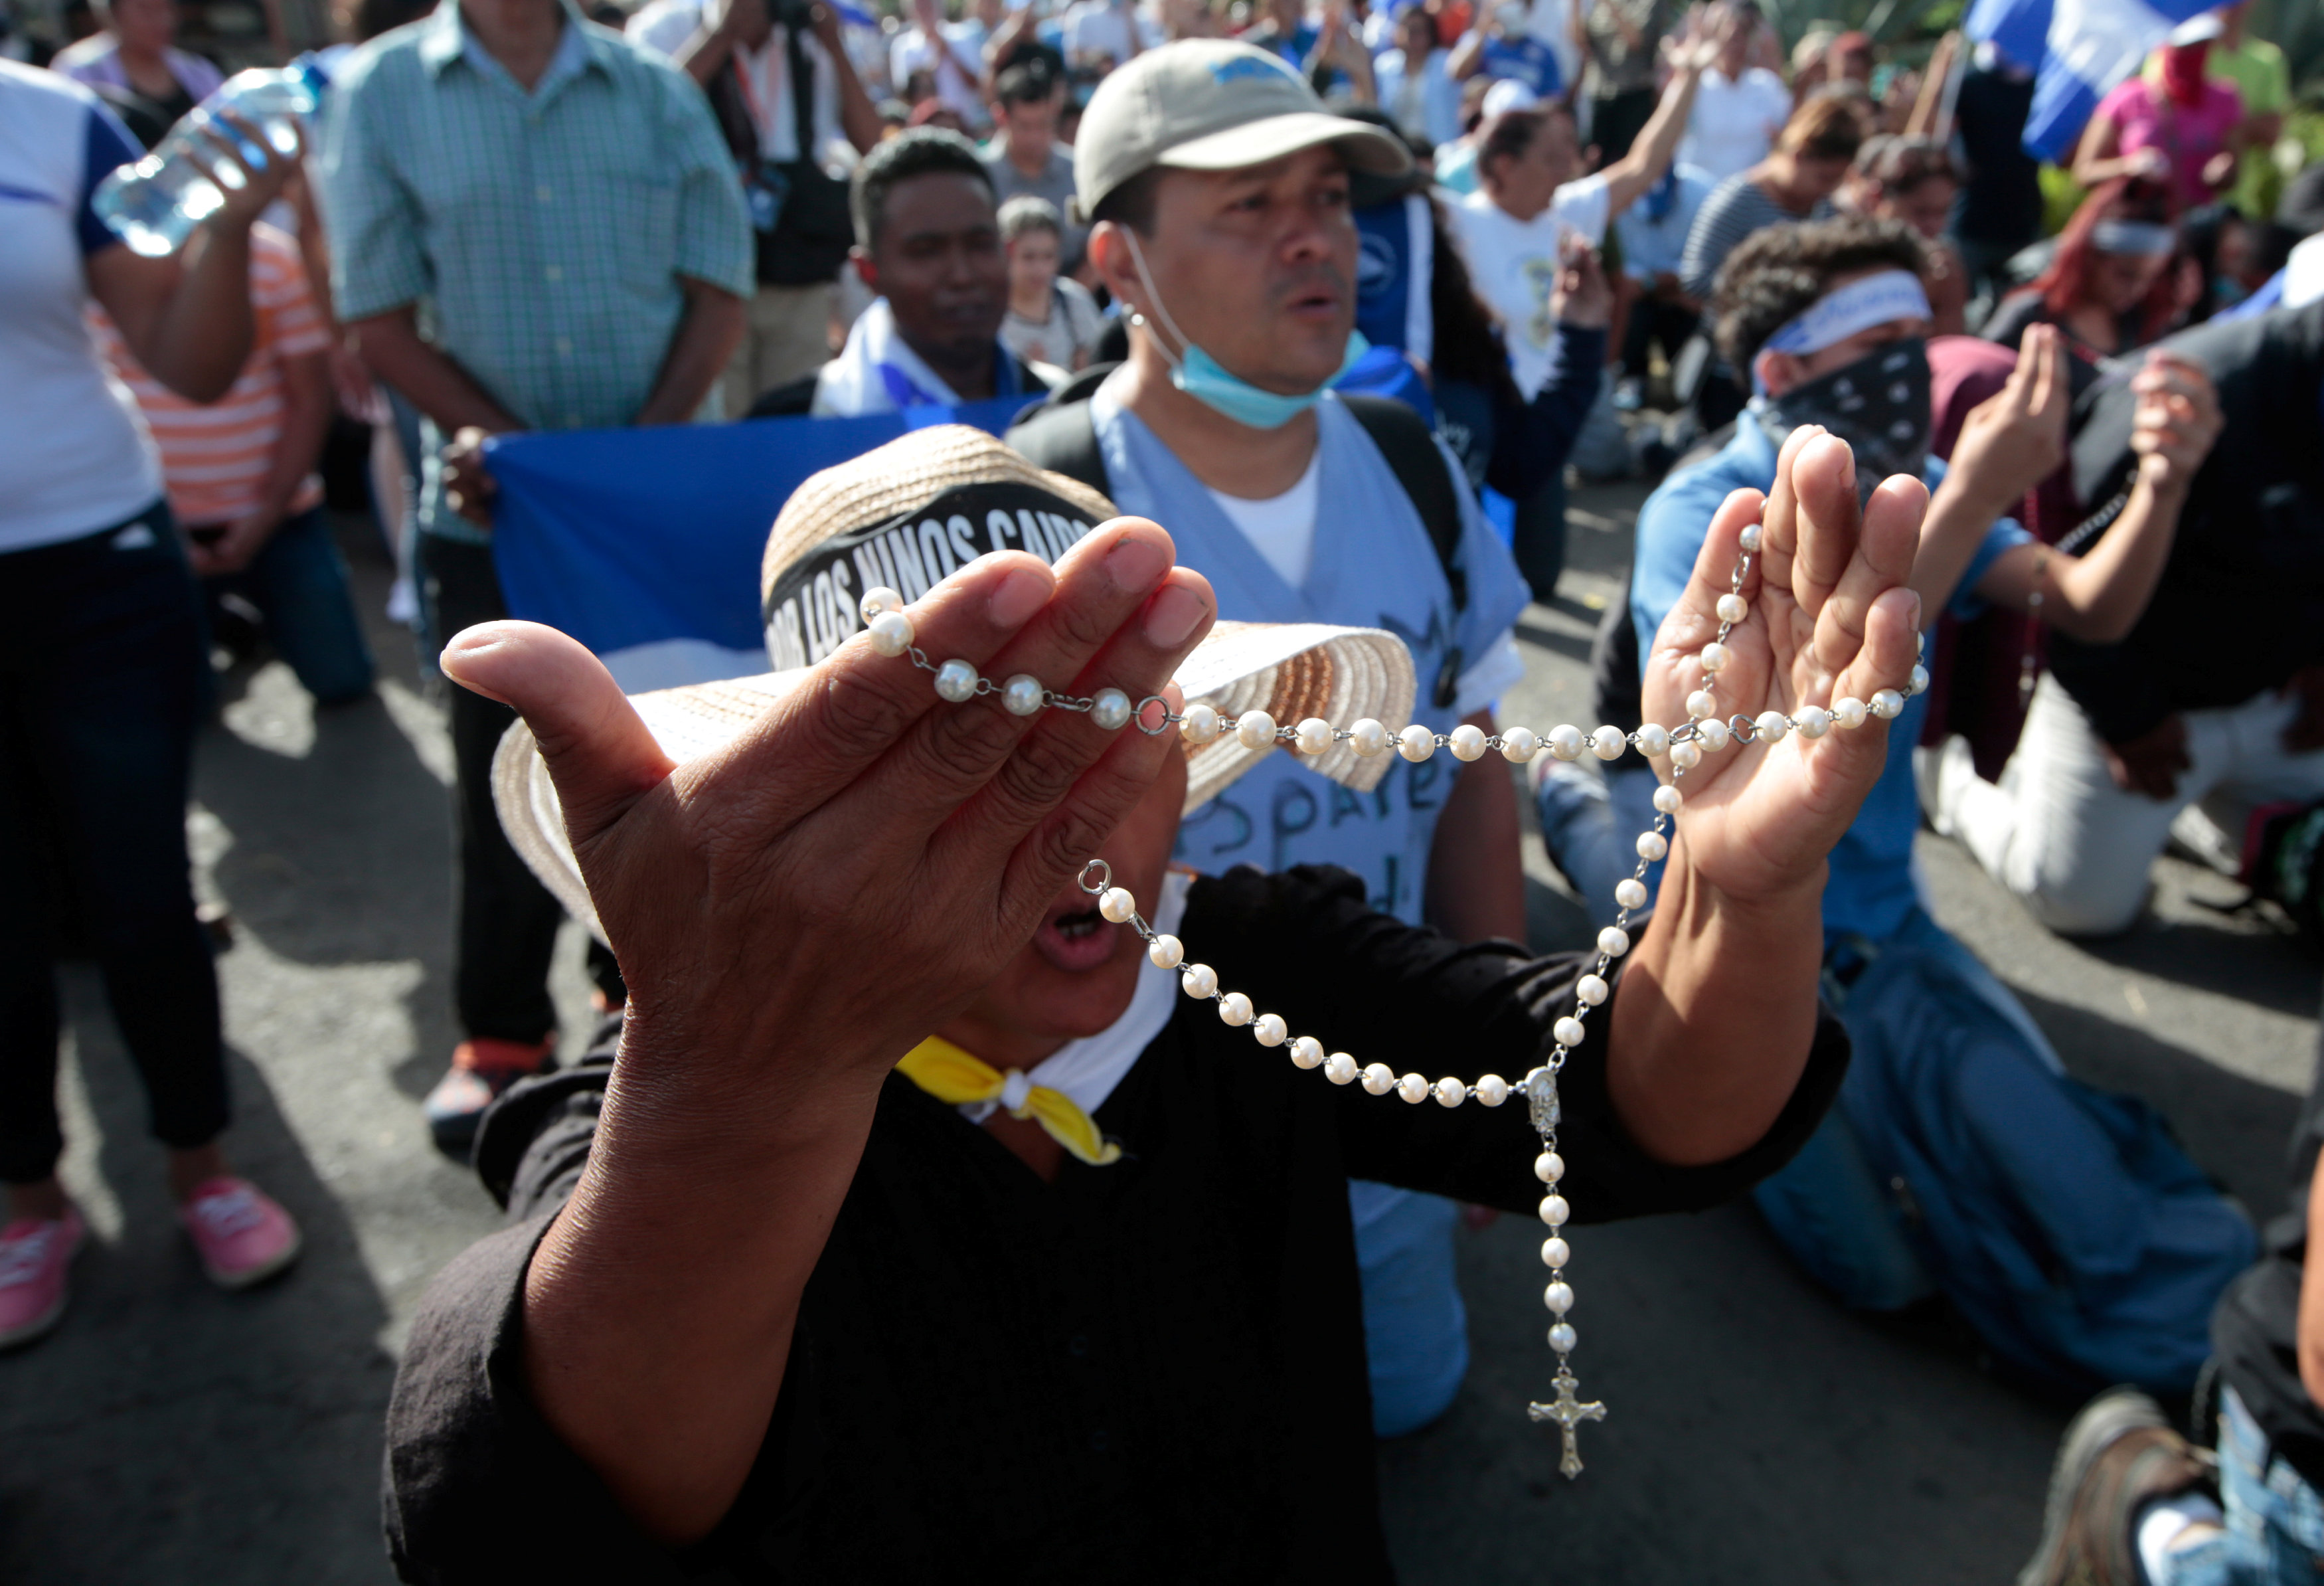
[1293,717,1333,755]
[1433,1077,1465,1107]
[1147,933,1183,970]
[1535,1150,1564,1183]
[1635,831,1667,863]
[1576,973,1608,1006]
[1633,724,1670,757]
[934,658,979,702]
[1716,592,1748,625]
[1323,1052,1358,1085]
[1349,718,1389,756]
[1794,705,1832,739]
[1501,726,1540,762]
[1253,1012,1287,1046]
[1908,663,1930,697]
[1699,641,1730,673]
[1002,673,1045,717]
[1687,689,1718,721]
[1235,710,1277,750]
[1475,1073,1509,1106]
[1549,1322,1576,1353]
[1361,1063,1396,1095]
[1180,702,1222,744]
[1090,687,1133,731]
[1554,1015,1587,1047]
[1754,709,1789,744]
[1614,878,1647,911]
[1669,741,1702,770]
[1738,521,1764,553]
[1180,963,1218,999]
[1651,783,1683,814]
[1541,1236,1570,1268]
[1831,695,1868,729]
[1396,1072,1430,1104]
[1696,717,1730,750]
[1870,688,1905,720]
[1448,723,1488,761]
[1544,1280,1574,1315]
[1547,724,1584,761]
[1591,726,1627,762]
[858,586,904,622]
[1598,926,1630,958]
[1098,887,1137,924]
[1397,725,1436,762]
[1217,991,1253,1026]
[867,610,915,657]
[1539,1194,1570,1227]
[1290,1035,1325,1068]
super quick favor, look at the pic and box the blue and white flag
[485,399,1025,694]
[1965,0,2216,161]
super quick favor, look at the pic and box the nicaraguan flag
[1965,0,2217,161]
[486,398,1025,694]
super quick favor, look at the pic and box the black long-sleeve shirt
[382,865,1847,1584]
[2050,299,2324,746]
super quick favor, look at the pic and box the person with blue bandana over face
[1005,39,1531,1438]
[1629,213,2256,1395]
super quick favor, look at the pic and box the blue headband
[2092,220,2175,258]
[1761,270,1933,359]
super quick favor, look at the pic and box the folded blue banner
[485,398,1025,692]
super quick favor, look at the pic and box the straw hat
[493,427,1417,939]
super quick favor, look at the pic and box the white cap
[2168,11,2224,44]
[1480,78,1540,118]
[1070,40,1411,222]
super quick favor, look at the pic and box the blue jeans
[2156,1389,2324,1585]
[1350,1181,1469,1437]
[203,505,374,704]
[0,503,228,1182]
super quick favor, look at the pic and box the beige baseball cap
[1071,39,1412,223]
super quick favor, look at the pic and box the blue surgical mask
[1123,229,1368,430]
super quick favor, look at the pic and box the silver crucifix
[1528,1366,1606,1479]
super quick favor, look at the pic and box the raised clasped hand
[438,522,1218,1124]
[1640,426,1926,911]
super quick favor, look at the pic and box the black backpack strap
[1341,393,1469,708]
[1003,364,1121,497]
[1339,393,1467,616]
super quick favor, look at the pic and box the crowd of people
[5,0,2324,1579]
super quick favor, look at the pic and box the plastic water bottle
[92,61,327,257]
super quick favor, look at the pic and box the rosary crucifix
[1530,1367,1608,1479]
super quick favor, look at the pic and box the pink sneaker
[0,1208,85,1350]
[179,1178,301,1290]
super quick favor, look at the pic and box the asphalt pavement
[0,488,2312,1585]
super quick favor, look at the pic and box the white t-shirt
[1205,448,1323,590]
[1677,66,1791,182]
[890,22,986,121]
[0,62,162,553]
[1452,173,1609,400]
[627,0,844,163]
[1061,0,1157,66]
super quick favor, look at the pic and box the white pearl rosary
[854,537,1924,1480]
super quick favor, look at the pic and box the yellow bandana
[897,1037,1124,1166]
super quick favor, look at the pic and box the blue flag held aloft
[485,398,1025,693]
[1965,0,2216,161]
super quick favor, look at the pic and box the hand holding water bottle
[94,65,321,257]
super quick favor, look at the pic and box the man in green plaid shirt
[315,0,752,1154]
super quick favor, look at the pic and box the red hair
[2031,178,2181,343]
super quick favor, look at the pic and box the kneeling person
[386,424,1924,1580]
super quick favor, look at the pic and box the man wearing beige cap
[1007,37,1535,1437]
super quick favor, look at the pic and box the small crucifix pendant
[1528,1366,1606,1479]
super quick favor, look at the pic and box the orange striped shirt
[90,223,332,527]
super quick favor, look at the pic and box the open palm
[1639,428,1927,909]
